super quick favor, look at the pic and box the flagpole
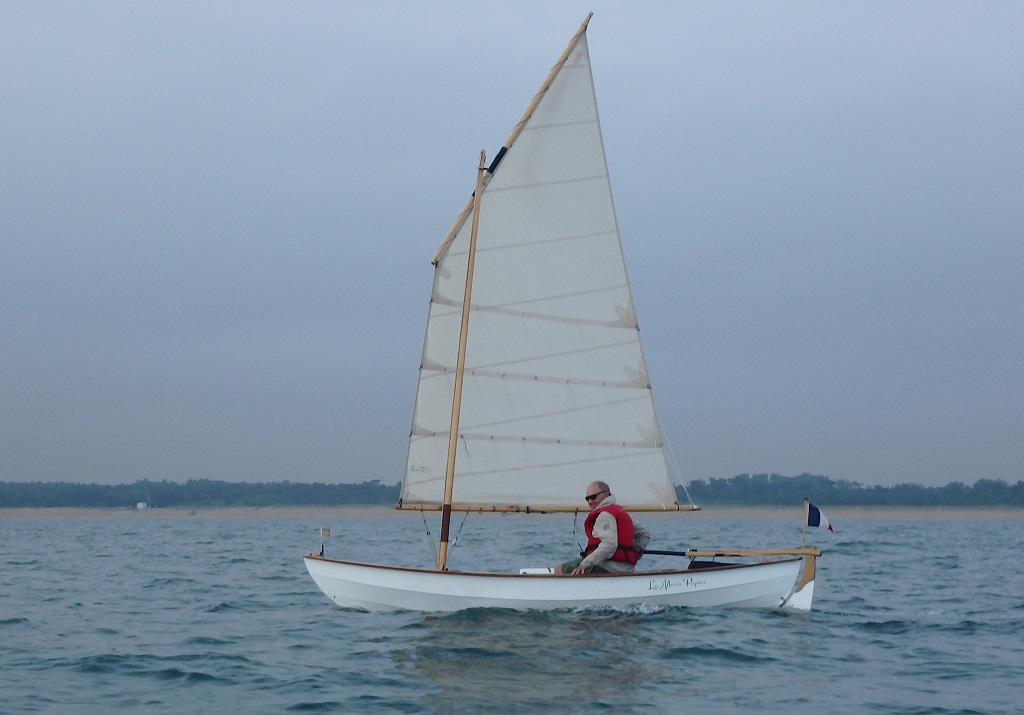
[320,526,330,556]
[802,498,808,548]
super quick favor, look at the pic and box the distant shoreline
[1,505,1020,520]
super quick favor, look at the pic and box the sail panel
[405,438,676,508]
[434,180,622,318]
[412,369,656,442]
[424,301,642,380]
[401,32,678,510]
[487,121,609,196]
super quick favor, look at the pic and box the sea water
[1,511,1021,714]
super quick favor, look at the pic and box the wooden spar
[398,502,701,513]
[685,547,821,558]
[436,150,488,572]
[523,544,817,558]
[431,12,594,265]
[802,497,808,547]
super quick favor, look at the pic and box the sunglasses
[585,490,607,502]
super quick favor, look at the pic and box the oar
[642,549,694,557]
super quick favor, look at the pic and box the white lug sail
[401,32,676,511]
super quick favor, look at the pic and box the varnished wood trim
[685,547,821,558]
[303,553,800,578]
[432,13,594,264]
[396,502,701,513]
[793,553,816,594]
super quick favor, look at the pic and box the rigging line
[419,508,438,564]
[449,509,472,557]
[655,407,695,507]
[572,509,581,557]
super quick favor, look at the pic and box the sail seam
[430,297,634,329]
[443,228,617,256]
[419,366,646,391]
[408,446,666,482]
[484,172,607,195]
[412,392,657,438]
[459,433,658,449]
[425,334,642,373]
[520,117,597,132]
[469,390,652,427]
[409,431,661,450]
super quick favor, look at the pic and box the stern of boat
[781,551,817,612]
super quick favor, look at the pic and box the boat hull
[303,554,815,613]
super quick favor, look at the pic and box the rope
[658,412,696,507]
[449,509,472,556]
[419,508,438,564]
[572,509,582,556]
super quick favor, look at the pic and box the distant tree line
[1,474,1022,509]
[0,479,401,509]
[681,473,1024,507]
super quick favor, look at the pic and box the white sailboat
[304,14,820,613]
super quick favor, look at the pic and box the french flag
[807,502,833,532]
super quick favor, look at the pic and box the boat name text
[648,577,707,592]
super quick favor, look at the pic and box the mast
[436,150,487,571]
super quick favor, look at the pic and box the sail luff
[431,12,594,265]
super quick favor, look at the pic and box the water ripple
[0,514,1021,714]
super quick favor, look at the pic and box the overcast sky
[2,2,1022,488]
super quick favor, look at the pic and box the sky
[2,2,1022,489]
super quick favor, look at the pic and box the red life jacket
[582,504,637,565]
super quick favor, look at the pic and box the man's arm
[633,520,650,554]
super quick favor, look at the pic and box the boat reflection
[391,608,691,711]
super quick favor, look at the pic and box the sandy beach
[1,505,1020,520]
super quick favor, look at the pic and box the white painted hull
[303,554,816,613]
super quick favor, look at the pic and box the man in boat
[553,481,650,575]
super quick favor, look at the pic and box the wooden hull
[303,553,817,613]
